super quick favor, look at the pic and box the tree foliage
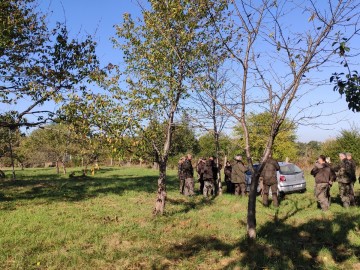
[297,141,322,166]
[330,36,360,112]
[234,113,298,162]
[319,127,360,163]
[198,132,236,160]
[114,0,229,214]
[0,0,103,129]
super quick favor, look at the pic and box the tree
[191,67,233,194]
[336,127,360,161]
[234,113,298,163]
[198,132,235,159]
[114,0,229,215]
[232,0,360,239]
[0,114,22,179]
[321,139,342,164]
[188,0,360,239]
[297,141,322,166]
[24,124,73,174]
[320,127,360,163]
[0,0,103,129]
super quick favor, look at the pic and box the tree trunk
[10,149,16,180]
[247,171,259,240]
[214,132,222,195]
[153,161,167,215]
[8,130,16,180]
[212,95,222,195]
[62,159,66,174]
[83,164,88,176]
[152,83,180,215]
[56,159,60,174]
[247,142,273,240]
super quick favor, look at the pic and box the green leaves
[113,0,229,159]
[234,112,298,161]
[331,71,360,112]
[0,1,102,129]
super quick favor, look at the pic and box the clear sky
[38,0,359,143]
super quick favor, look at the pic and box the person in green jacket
[261,155,280,207]
[231,155,247,196]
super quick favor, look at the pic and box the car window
[245,164,260,175]
[280,164,302,175]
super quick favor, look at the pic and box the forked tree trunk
[153,161,167,215]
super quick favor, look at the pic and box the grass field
[0,166,360,270]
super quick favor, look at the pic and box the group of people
[178,154,219,197]
[311,152,358,211]
[178,151,359,211]
[178,153,282,208]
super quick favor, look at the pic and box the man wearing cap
[261,154,280,207]
[334,152,354,207]
[231,155,247,196]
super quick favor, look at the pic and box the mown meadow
[0,167,359,269]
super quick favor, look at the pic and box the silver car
[246,162,306,196]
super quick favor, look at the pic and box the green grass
[0,167,360,269]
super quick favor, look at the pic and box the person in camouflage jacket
[311,155,336,211]
[333,153,354,207]
[261,155,280,207]
[182,154,194,196]
[231,155,247,196]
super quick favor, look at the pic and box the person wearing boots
[224,161,233,193]
[310,155,336,211]
[231,155,247,196]
[261,154,280,207]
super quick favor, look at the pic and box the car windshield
[280,164,302,175]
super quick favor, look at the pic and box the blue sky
[37,0,359,143]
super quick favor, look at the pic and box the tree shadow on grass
[0,168,179,205]
[166,196,216,216]
[165,210,360,269]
